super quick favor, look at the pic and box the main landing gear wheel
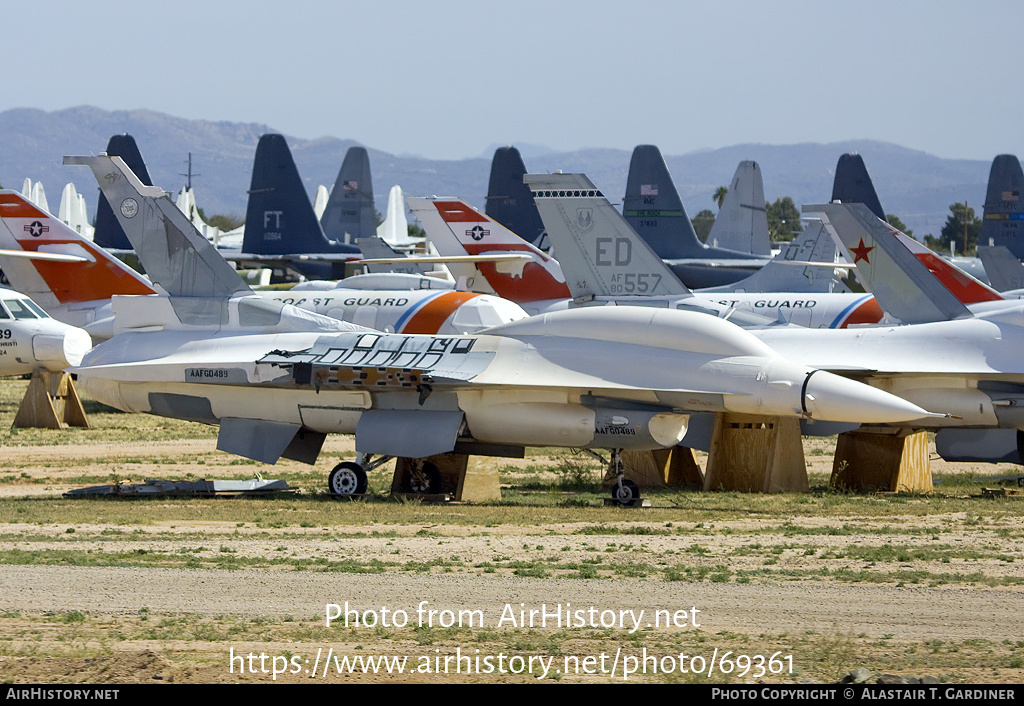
[612,479,641,506]
[328,462,367,498]
[402,461,442,494]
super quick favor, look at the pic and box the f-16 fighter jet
[66,154,932,501]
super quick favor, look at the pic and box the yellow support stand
[703,413,808,493]
[621,447,703,487]
[13,370,90,430]
[392,452,501,502]
[831,429,932,493]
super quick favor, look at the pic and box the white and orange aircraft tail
[0,191,157,340]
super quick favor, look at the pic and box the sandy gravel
[1,564,1019,642]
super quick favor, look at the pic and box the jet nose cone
[803,370,933,424]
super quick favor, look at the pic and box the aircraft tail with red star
[805,203,975,324]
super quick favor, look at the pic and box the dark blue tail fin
[622,145,702,259]
[831,153,885,220]
[484,146,546,248]
[93,134,153,250]
[320,146,376,243]
[980,154,1024,258]
[242,134,358,257]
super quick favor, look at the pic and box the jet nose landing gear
[328,461,368,498]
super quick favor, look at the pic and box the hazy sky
[5,0,1018,161]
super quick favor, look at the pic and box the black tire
[328,462,367,497]
[402,461,442,494]
[612,479,640,505]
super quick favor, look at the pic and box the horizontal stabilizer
[218,418,325,465]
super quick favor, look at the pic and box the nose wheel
[328,461,368,498]
[608,448,641,506]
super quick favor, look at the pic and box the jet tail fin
[0,190,156,311]
[706,161,771,256]
[977,245,1024,292]
[408,196,568,303]
[526,172,690,300]
[93,135,154,250]
[67,155,251,299]
[707,219,844,294]
[320,146,376,244]
[831,153,885,220]
[623,145,702,259]
[243,134,358,257]
[980,154,1024,258]
[484,146,546,248]
[805,203,972,323]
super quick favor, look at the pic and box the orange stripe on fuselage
[399,291,481,334]
[16,239,155,304]
[839,298,884,328]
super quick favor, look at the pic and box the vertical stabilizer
[623,145,701,259]
[67,155,251,299]
[0,190,155,312]
[805,203,972,323]
[377,185,411,246]
[977,245,1024,292]
[831,153,885,220]
[707,220,843,294]
[526,172,689,300]
[94,135,154,250]
[707,161,771,256]
[485,146,546,248]
[980,155,1024,258]
[320,146,376,244]
[408,196,567,302]
[242,134,358,257]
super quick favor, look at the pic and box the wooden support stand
[703,413,807,493]
[621,446,704,487]
[13,370,90,430]
[392,453,501,502]
[831,430,932,493]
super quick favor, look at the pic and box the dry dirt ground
[1,434,1023,684]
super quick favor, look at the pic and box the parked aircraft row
[6,132,1024,494]
[60,153,940,501]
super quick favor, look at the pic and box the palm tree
[714,186,728,209]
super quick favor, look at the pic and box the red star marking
[850,238,874,264]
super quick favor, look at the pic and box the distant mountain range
[0,106,999,240]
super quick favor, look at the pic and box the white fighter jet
[65,154,932,501]
[507,175,1024,449]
